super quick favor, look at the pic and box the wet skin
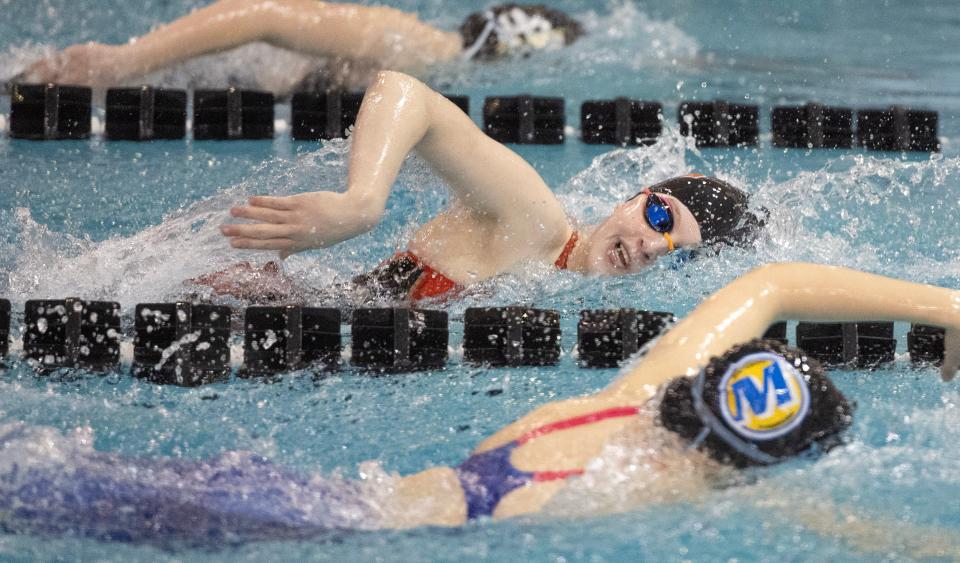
[572,193,703,276]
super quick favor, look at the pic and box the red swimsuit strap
[515,406,641,445]
[402,230,578,301]
[554,231,580,270]
[515,405,641,482]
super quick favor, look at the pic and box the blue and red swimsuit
[455,406,641,520]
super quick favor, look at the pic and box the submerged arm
[608,262,960,399]
[749,485,960,558]
[20,0,461,86]
[223,70,568,258]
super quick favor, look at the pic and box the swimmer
[15,1,585,94]
[1,263,958,550]
[198,71,761,304]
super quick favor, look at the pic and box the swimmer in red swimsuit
[194,72,759,304]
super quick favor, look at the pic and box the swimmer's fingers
[230,205,290,224]
[248,195,298,211]
[221,223,297,240]
[941,328,959,382]
[228,237,298,251]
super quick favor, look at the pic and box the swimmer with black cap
[16,1,583,95]
[4,264,959,554]
[197,72,760,303]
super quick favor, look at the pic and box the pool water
[1,0,959,560]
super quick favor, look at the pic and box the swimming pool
[1,0,959,559]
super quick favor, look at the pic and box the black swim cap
[461,4,584,61]
[659,339,853,469]
[646,175,762,246]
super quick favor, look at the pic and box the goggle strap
[663,232,675,252]
[690,368,782,465]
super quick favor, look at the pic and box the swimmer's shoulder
[320,1,430,25]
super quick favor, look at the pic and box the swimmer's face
[586,194,702,276]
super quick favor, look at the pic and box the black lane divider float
[907,324,946,365]
[351,308,448,372]
[678,101,760,147]
[0,299,9,359]
[105,86,187,140]
[133,303,231,385]
[291,91,363,141]
[772,103,854,149]
[796,321,898,368]
[23,299,121,372]
[9,84,91,140]
[290,91,469,141]
[0,298,948,384]
[581,98,663,147]
[857,107,940,152]
[762,321,789,345]
[4,83,940,151]
[577,309,675,367]
[239,306,341,376]
[464,307,562,366]
[193,88,275,140]
[482,95,566,144]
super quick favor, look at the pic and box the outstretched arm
[20,0,461,86]
[610,263,960,398]
[222,70,569,258]
[478,263,959,454]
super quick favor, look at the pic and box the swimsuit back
[456,406,640,520]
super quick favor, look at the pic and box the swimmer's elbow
[734,262,831,316]
[722,263,803,313]
[374,70,419,89]
[370,70,440,124]
[371,71,432,109]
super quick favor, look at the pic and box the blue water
[1,0,959,560]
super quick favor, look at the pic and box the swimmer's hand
[221,192,382,259]
[19,42,121,87]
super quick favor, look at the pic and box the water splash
[0,43,51,82]
[428,1,700,91]
[576,1,700,68]
[1,137,452,308]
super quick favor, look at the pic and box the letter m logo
[729,362,791,421]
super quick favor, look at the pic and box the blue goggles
[627,189,675,251]
[643,190,674,233]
